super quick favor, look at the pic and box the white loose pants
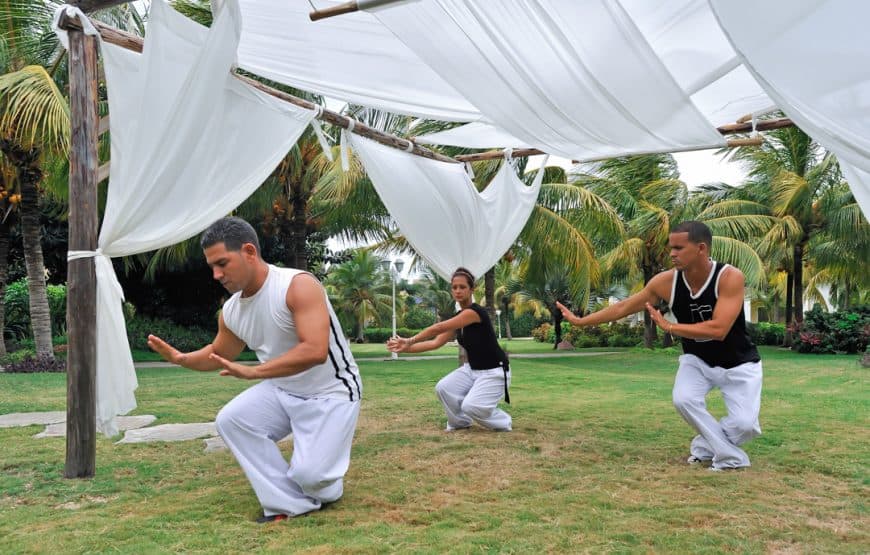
[672,354,763,470]
[215,381,360,517]
[435,363,511,431]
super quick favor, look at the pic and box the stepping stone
[116,422,217,444]
[203,433,292,453]
[0,411,66,428]
[33,415,157,438]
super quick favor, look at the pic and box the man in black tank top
[556,221,763,471]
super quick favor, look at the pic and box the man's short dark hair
[200,216,261,255]
[671,220,713,248]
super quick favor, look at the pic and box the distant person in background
[148,217,362,522]
[387,267,511,432]
[557,221,762,471]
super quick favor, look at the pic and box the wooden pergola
[59,1,793,478]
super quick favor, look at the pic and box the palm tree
[323,249,392,342]
[576,154,769,348]
[507,264,578,349]
[0,0,144,356]
[415,269,458,323]
[732,126,849,339]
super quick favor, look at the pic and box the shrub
[3,278,67,341]
[2,354,66,373]
[126,315,215,352]
[531,323,551,343]
[508,312,547,337]
[791,305,870,354]
[403,306,436,329]
[747,322,786,346]
[363,327,425,343]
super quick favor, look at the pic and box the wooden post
[65,20,99,479]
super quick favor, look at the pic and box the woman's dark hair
[451,267,476,288]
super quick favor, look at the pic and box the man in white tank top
[147,217,362,522]
[556,221,763,472]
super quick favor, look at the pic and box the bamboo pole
[60,18,790,168]
[65,16,100,479]
[453,136,765,163]
[309,0,406,22]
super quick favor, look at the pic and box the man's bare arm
[647,267,746,341]
[215,273,330,380]
[147,313,245,371]
[557,271,674,326]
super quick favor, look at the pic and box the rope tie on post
[340,119,355,171]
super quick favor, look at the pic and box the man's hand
[147,334,184,365]
[555,301,579,325]
[645,302,671,333]
[210,352,260,380]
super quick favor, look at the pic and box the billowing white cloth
[369,0,726,160]
[711,0,870,218]
[56,0,314,435]
[350,135,543,281]
[212,0,478,122]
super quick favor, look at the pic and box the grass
[131,338,596,362]
[0,347,867,553]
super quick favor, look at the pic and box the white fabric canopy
[711,0,870,218]
[212,0,479,121]
[350,135,544,281]
[368,0,726,161]
[57,0,315,435]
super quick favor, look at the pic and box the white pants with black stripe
[435,363,511,431]
[215,381,360,517]
[673,354,763,469]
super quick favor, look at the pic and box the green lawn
[131,338,601,362]
[1,347,867,553]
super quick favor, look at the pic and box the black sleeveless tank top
[456,304,509,370]
[669,261,760,369]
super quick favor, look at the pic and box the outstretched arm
[387,308,480,354]
[556,271,674,327]
[147,313,245,371]
[647,267,746,341]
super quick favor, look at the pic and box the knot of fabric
[52,5,99,50]
[68,248,105,261]
[403,139,415,153]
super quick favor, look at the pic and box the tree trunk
[290,193,308,270]
[784,271,794,347]
[552,304,563,349]
[3,141,55,359]
[484,268,495,321]
[501,297,513,340]
[793,243,805,326]
[0,216,10,357]
[642,266,656,348]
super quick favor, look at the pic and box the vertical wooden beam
[65,22,99,479]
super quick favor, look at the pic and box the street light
[495,309,502,339]
[382,258,405,359]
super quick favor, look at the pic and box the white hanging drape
[367,0,726,160]
[55,0,315,435]
[350,135,544,281]
[211,0,479,122]
[711,0,870,218]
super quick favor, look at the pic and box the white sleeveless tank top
[221,265,362,401]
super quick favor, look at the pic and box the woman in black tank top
[387,268,512,432]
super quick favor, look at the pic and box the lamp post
[495,309,502,339]
[382,258,405,360]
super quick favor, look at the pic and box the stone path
[34,415,157,438]
[0,411,294,452]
